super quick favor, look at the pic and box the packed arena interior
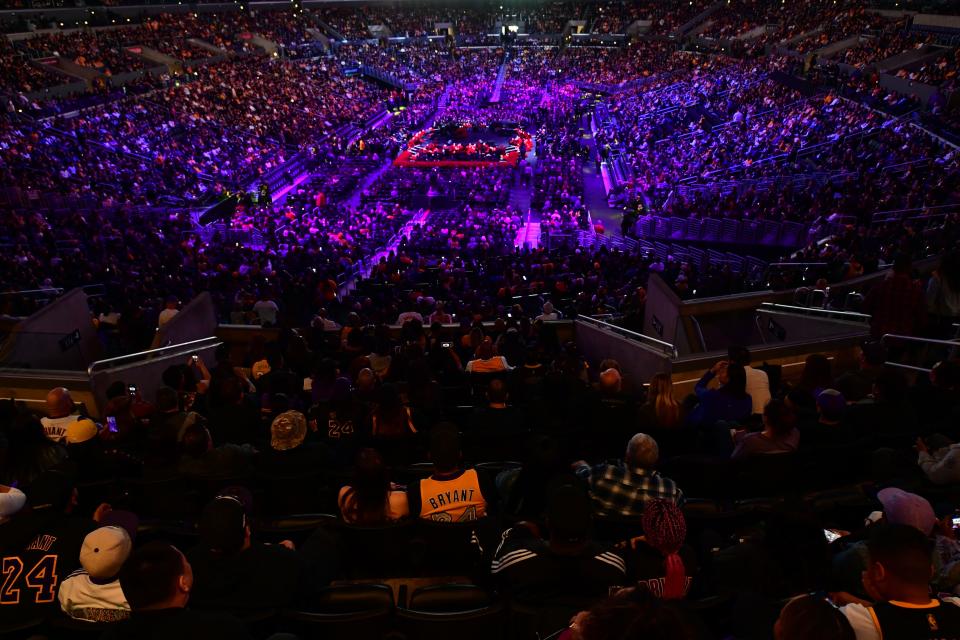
[1,0,960,638]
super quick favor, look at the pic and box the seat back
[413,518,491,574]
[337,519,416,577]
[280,584,394,640]
[398,602,506,640]
[407,584,493,611]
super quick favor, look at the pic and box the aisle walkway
[580,114,623,234]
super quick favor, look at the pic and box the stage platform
[394,121,532,168]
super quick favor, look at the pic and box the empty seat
[280,584,394,640]
[399,585,505,640]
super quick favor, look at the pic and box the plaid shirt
[574,461,685,517]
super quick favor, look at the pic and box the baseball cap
[877,487,936,535]
[270,411,307,451]
[80,526,132,580]
[66,419,100,445]
[546,484,592,544]
[198,496,247,555]
[251,359,271,379]
[816,389,846,418]
[0,487,26,523]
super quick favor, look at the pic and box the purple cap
[877,488,936,535]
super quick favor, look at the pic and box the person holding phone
[687,360,752,431]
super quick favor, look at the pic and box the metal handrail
[880,334,960,348]
[579,316,678,358]
[87,336,221,376]
[758,303,871,322]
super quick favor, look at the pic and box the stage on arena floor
[394,120,532,167]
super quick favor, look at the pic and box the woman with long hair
[337,448,408,525]
[642,373,682,430]
[371,383,417,438]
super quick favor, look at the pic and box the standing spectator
[926,250,960,338]
[102,542,255,640]
[573,433,685,517]
[41,386,81,442]
[253,295,279,326]
[157,296,180,328]
[864,254,925,340]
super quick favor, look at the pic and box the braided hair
[641,499,688,600]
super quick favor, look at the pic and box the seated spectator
[798,389,856,448]
[688,361,752,429]
[791,354,835,411]
[562,587,704,640]
[103,542,255,640]
[491,484,627,603]
[2,411,69,488]
[150,386,193,461]
[0,484,26,524]
[370,383,418,438]
[465,337,514,374]
[406,422,493,522]
[499,435,574,521]
[186,495,305,611]
[257,410,329,475]
[638,373,684,430]
[629,499,695,600]
[59,524,135,621]
[469,379,525,435]
[729,345,770,415]
[835,342,887,403]
[775,594,855,640]
[41,386,81,442]
[177,423,257,478]
[840,524,960,639]
[573,433,685,517]
[338,448,410,525]
[731,399,800,460]
[65,418,143,482]
[832,488,940,598]
[0,471,104,621]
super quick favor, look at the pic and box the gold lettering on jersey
[25,535,57,552]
